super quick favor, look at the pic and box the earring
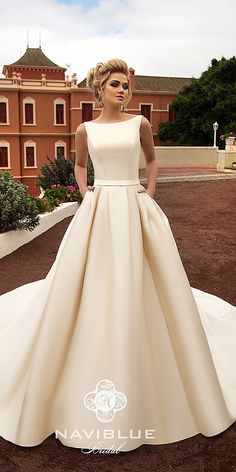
[99,94,104,108]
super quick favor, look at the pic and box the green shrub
[36,154,94,190]
[0,171,40,233]
[33,196,59,213]
[32,184,82,214]
[36,155,76,190]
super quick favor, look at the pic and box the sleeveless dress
[0,114,235,453]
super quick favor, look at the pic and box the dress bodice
[83,115,143,181]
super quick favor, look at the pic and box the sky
[0,0,235,82]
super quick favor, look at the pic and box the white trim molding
[0,95,9,125]
[0,140,10,168]
[24,140,37,168]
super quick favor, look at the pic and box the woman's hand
[81,185,95,198]
[137,185,155,199]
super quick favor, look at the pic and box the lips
[116,96,124,99]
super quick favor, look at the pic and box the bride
[0,58,235,453]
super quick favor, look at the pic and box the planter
[225,136,235,151]
[0,201,79,259]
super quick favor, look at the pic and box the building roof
[77,74,193,94]
[4,47,66,70]
[134,75,193,93]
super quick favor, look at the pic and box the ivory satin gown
[0,114,235,452]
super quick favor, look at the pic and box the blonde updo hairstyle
[86,58,132,108]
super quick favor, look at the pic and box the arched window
[54,98,66,125]
[0,96,9,124]
[23,97,36,125]
[55,140,67,158]
[0,141,10,168]
[24,140,37,167]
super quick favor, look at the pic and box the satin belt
[94,179,140,186]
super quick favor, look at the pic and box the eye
[123,84,128,90]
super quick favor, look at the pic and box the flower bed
[0,201,78,259]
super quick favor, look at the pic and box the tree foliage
[158,57,236,146]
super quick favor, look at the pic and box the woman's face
[102,72,129,108]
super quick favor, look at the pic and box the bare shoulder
[75,123,88,149]
[140,115,151,128]
[75,122,86,134]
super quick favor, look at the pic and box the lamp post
[213,121,219,147]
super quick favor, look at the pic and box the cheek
[105,87,114,97]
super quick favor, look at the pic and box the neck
[99,104,124,121]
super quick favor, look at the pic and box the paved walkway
[139,167,236,183]
[0,179,235,471]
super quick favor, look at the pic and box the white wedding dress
[0,114,235,453]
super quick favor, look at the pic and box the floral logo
[84,379,127,423]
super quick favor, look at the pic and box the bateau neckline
[88,115,140,125]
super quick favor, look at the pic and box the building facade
[0,47,192,195]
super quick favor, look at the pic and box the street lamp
[213,121,219,147]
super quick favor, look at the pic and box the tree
[158,57,236,147]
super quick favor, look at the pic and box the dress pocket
[138,191,153,199]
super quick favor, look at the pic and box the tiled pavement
[139,167,236,183]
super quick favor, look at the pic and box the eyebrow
[110,80,129,84]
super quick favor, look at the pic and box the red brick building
[0,47,192,195]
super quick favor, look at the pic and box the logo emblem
[84,379,127,423]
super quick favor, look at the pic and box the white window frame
[24,140,37,168]
[23,97,36,125]
[0,96,9,125]
[0,140,10,168]
[139,103,153,125]
[54,98,66,126]
[55,140,67,158]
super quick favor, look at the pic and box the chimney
[129,67,135,91]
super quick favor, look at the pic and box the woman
[0,58,235,454]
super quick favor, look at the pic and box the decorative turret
[2,47,67,80]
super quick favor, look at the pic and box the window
[55,140,66,158]
[54,98,66,125]
[24,141,36,167]
[0,146,9,167]
[82,103,93,122]
[23,98,36,125]
[141,104,151,122]
[0,96,9,124]
[0,102,7,123]
[26,146,35,167]
[169,104,177,122]
[25,104,33,124]
[56,146,65,158]
[56,104,64,124]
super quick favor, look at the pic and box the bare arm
[74,124,94,197]
[139,116,158,198]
